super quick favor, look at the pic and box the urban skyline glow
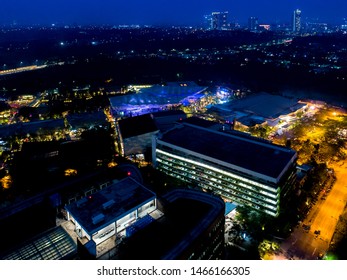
[0,0,346,26]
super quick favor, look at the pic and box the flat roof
[115,189,225,260]
[65,177,156,235]
[118,114,159,139]
[180,116,222,129]
[67,111,107,129]
[212,92,305,119]
[1,226,77,260]
[151,109,186,118]
[110,82,206,108]
[157,124,296,181]
[0,119,65,138]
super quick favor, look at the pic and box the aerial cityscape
[0,1,347,261]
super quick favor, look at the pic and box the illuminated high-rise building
[204,14,212,30]
[341,18,347,31]
[211,11,229,30]
[293,9,302,33]
[248,17,259,31]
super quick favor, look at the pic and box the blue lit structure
[126,214,155,237]
[109,82,207,118]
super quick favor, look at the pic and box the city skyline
[0,0,346,27]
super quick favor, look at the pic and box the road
[278,160,347,259]
[29,92,45,108]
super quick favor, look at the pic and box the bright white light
[156,149,278,193]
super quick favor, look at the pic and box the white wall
[92,223,116,245]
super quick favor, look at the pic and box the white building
[65,177,157,252]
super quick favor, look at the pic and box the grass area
[327,207,347,260]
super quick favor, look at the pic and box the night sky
[1,0,346,26]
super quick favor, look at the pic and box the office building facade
[153,123,297,217]
[293,9,302,33]
[248,17,259,31]
[211,11,229,30]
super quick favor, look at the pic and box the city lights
[0,3,346,276]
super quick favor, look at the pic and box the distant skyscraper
[203,14,212,30]
[342,18,347,31]
[293,9,302,33]
[248,17,259,31]
[211,11,229,30]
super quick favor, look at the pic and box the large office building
[153,122,297,217]
[211,11,229,30]
[248,17,259,31]
[293,9,302,33]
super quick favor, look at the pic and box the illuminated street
[277,160,347,259]
[1,1,347,265]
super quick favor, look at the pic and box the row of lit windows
[157,144,281,189]
[164,164,279,216]
[156,149,280,194]
[157,157,279,214]
[197,179,278,213]
[156,153,279,204]
[156,157,279,211]
[157,156,278,203]
[155,149,289,216]
[173,156,279,203]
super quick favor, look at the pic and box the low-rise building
[65,177,157,258]
[116,114,159,159]
[208,92,307,128]
[115,188,225,260]
[64,177,225,260]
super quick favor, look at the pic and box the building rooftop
[157,123,297,182]
[179,116,222,129]
[65,177,156,235]
[212,92,306,120]
[110,82,207,115]
[118,114,159,139]
[179,117,225,131]
[67,111,107,129]
[116,189,225,260]
[0,119,65,138]
[151,110,187,133]
[1,226,77,260]
[151,109,186,118]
